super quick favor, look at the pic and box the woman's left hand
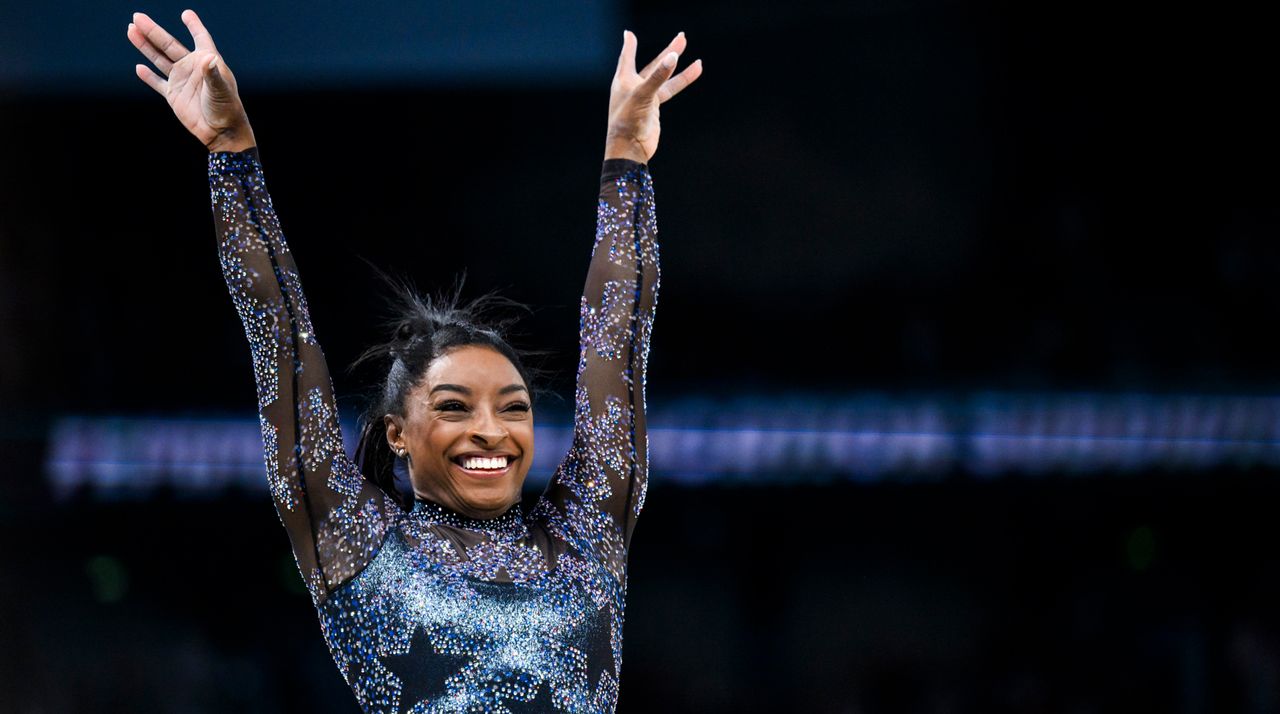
[605,31,703,164]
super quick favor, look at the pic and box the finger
[203,55,232,96]
[657,59,703,104]
[132,11,190,63]
[182,9,218,53]
[614,30,637,77]
[639,51,679,94]
[135,63,167,96]
[639,32,686,77]
[127,23,174,75]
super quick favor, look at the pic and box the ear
[384,414,404,451]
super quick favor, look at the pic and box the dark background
[2,0,1279,712]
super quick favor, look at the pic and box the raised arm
[128,11,393,601]
[543,32,701,562]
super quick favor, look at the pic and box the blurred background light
[0,0,617,92]
[45,392,1280,499]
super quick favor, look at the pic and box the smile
[451,454,514,478]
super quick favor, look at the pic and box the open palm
[606,31,703,163]
[126,10,254,152]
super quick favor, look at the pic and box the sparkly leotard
[209,148,657,713]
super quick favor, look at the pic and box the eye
[504,401,532,413]
[435,400,468,412]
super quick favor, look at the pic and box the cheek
[511,414,533,434]
[415,420,463,453]
[514,422,536,455]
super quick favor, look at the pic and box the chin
[458,481,522,515]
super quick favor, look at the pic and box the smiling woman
[353,298,540,519]
[126,7,701,713]
[395,346,534,516]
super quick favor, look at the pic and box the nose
[469,408,509,447]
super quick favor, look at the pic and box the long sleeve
[540,158,658,573]
[210,148,393,603]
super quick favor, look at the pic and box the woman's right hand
[127,10,255,153]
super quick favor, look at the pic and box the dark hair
[352,279,539,511]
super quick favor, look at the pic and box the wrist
[207,122,256,153]
[604,134,648,164]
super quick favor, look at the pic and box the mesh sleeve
[209,148,394,603]
[538,158,659,574]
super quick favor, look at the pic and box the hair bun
[396,316,438,343]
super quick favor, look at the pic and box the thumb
[640,52,679,93]
[204,55,232,97]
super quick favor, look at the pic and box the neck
[412,489,516,520]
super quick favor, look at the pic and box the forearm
[210,149,292,406]
[209,147,278,268]
[591,158,658,296]
[209,148,302,308]
[569,159,659,548]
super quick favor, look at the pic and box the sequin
[211,150,657,713]
[259,414,294,510]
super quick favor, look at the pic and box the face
[385,345,534,519]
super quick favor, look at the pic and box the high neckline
[409,498,526,539]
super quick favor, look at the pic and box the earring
[396,448,407,458]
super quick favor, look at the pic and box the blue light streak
[45,392,1280,499]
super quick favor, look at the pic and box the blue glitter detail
[259,414,295,510]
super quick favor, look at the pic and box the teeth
[462,456,508,470]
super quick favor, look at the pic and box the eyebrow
[429,384,528,396]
